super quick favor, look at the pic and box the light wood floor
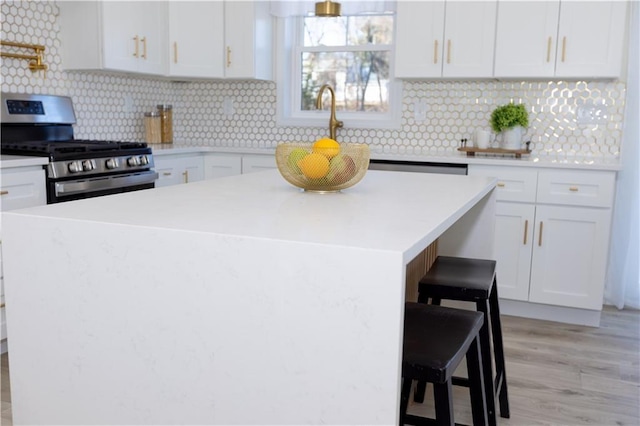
[1,306,638,425]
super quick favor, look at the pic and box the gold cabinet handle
[523,219,529,245]
[561,36,566,62]
[569,186,579,192]
[173,42,178,64]
[0,190,8,196]
[226,46,231,67]
[446,39,451,64]
[182,170,189,184]
[546,36,552,62]
[162,172,172,176]
[433,39,439,64]
[141,37,147,59]
[133,35,139,58]
[538,221,544,246]
[496,182,505,188]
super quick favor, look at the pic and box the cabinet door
[529,205,611,310]
[154,157,183,187]
[183,156,204,184]
[395,1,445,78]
[494,1,560,78]
[136,1,167,75]
[168,1,224,78]
[101,2,139,72]
[241,155,277,174]
[555,1,627,78]
[204,154,242,179]
[101,1,166,75]
[494,202,535,301]
[443,1,497,77]
[224,1,272,80]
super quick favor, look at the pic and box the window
[276,13,401,129]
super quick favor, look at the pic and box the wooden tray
[457,147,531,159]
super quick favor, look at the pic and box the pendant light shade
[315,0,341,17]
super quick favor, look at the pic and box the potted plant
[490,103,529,150]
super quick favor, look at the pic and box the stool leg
[467,336,488,426]
[477,301,497,426]
[433,381,455,426]
[489,281,510,418]
[399,378,413,425]
[413,294,441,403]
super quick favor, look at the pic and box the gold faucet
[315,84,343,141]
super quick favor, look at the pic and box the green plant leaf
[490,103,529,133]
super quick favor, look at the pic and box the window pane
[304,15,393,47]
[301,51,390,113]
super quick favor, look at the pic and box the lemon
[312,138,340,159]
[298,153,330,179]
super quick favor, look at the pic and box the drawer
[536,170,615,208]
[468,165,538,203]
[0,168,47,211]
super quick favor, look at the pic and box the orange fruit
[312,138,340,159]
[298,153,330,179]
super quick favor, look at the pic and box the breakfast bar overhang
[3,170,496,425]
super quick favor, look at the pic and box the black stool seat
[401,303,488,426]
[417,256,510,426]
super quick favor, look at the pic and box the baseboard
[498,299,602,327]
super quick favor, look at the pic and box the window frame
[275,15,402,130]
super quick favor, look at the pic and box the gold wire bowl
[275,142,370,192]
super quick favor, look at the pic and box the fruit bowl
[275,141,370,192]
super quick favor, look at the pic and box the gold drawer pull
[538,221,544,246]
[226,46,232,67]
[162,172,172,176]
[173,42,178,63]
[546,36,552,62]
[0,190,8,196]
[569,186,579,192]
[433,39,439,64]
[561,36,567,62]
[496,182,505,188]
[523,220,529,245]
[446,39,451,64]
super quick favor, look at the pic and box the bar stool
[401,302,488,426]
[415,256,510,426]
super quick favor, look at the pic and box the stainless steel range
[1,93,157,203]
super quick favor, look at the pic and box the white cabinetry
[494,1,627,78]
[168,2,224,79]
[154,154,204,187]
[59,1,167,75]
[468,165,615,312]
[395,0,497,78]
[223,1,273,80]
[0,165,47,349]
[241,154,277,174]
[203,154,242,179]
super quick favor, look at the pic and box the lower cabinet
[203,153,242,179]
[469,165,615,311]
[0,165,47,349]
[153,153,205,187]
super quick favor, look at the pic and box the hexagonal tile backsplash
[1,0,626,160]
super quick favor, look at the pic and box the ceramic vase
[499,125,524,150]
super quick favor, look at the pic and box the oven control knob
[127,156,140,167]
[68,161,83,173]
[139,155,149,166]
[105,158,119,170]
[82,160,95,171]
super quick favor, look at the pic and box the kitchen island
[3,170,496,425]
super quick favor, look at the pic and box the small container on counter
[144,111,162,144]
[157,104,173,144]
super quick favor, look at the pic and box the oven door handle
[54,171,159,196]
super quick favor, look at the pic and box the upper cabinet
[168,2,224,79]
[59,1,167,75]
[395,0,497,78]
[494,1,627,79]
[59,1,273,80]
[223,1,273,80]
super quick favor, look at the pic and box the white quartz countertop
[1,155,49,169]
[151,143,622,171]
[10,169,495,262]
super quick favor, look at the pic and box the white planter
[499,126,524,150]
